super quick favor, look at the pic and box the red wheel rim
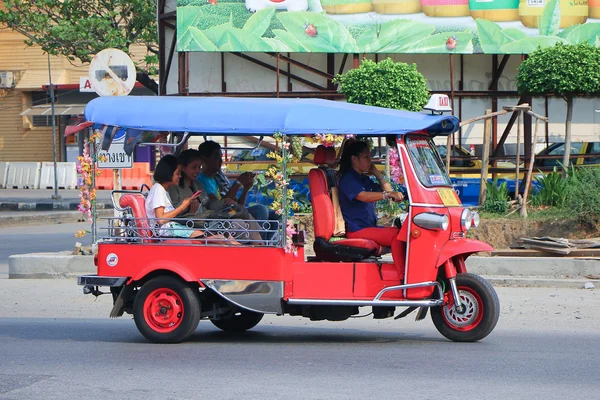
[442,286,483,331]
[143,288,184,333]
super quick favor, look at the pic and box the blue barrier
[452,178,541,206]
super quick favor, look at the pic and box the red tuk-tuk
[78,96,499,343]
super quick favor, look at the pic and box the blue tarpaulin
[84,96,460,137]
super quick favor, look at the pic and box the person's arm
[355,190,403,203]
[154,193,199,223]
[167,186,189,215]
[369,164,393,192]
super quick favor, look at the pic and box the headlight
[471,211,480,228]
[460,208,473,231]
[413,212,449,231]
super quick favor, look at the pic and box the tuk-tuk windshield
[406,136,452,187]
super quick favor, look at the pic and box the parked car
[534,142,600,168]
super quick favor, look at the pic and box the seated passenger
[168,149,264,245]
[147,155,238,245]
[197,140,279,241]
[337,140,405,248]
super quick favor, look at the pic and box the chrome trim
[375,280,443,300]
[201,279,284,314]
[77,275,128,287]
[288,281,443,308]
[413,212,449,231]
[448,277,464,312]
[287,299,443,307]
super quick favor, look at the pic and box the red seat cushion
[331,238,381,253]
[119,193,153,239]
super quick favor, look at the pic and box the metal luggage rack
[98,215,282,246]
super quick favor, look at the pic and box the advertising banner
[177,0,599,54]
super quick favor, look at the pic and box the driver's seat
[309,146,383,262]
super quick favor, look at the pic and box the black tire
[431,273,500,342]
[133,276,201,343]
[210,310,264,332]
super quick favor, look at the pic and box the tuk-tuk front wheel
[210,310,264,333]
[133,276,201,343]
[431,273,499,342]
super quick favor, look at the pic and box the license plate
[437,188,461,206]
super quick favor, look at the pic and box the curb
[485,276,598,289]
[8,251,95,279]
[0,201,113,211]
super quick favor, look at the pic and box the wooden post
[520,118,540,218]
[515,111,522,200]
[478,109,492,205]
[276,53,280,98]
[446,54,455,172]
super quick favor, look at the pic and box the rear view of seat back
[119,193,153,239]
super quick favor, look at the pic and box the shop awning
[20,104,86,116]
[14,69,70,90]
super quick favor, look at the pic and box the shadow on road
[0,317,447,345]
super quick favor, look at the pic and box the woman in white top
[146,155,238,244]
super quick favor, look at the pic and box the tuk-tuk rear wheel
[431,273,499,342]
[133,276,200,343]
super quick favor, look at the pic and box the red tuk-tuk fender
[127,260,198,284]
[436,239,494,272]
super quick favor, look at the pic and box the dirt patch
[469,218,598,249]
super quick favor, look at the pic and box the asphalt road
[0,222,92,278]
[0,281,599,400]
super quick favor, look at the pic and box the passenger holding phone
[171,149,264,244]
[147,155,236,244]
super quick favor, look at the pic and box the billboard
[176,0,599,54]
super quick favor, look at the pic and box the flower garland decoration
[264,132,300,255]
[75,130,101,237]
[305,133,354,147]
[388,147,405,185]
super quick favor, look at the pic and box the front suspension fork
[443,258,464,313]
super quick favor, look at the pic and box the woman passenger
[168,149,264,245]
[337,140,405,249]
[147,155,237,244]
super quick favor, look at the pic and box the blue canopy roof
[84,96,460,136]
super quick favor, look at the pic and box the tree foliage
[334,58,430,112]
[516,42,600,99]
[0,0,158,92]
[516,43,600,169]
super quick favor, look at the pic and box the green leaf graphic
[501,28,527,42]
[186,26,219,51]
[562,23,600,44]
[276,12,358,53]
[204,21,233,45]
[501,36,566,53]
[475,19,527,53]
[217,27,272,51]
[273,29,307,52]
[356,20,435,53]
[539,0,560,36]
[409,31,473,53]
[263,37,291,52]
[243,7,276,37]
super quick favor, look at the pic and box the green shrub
[333,58,429,112]
[482,179,510,214]
[564,167,600,228]
[531,167,569,207]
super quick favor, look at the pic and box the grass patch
[479,207,574,222]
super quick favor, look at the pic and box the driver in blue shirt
[338,140,405,248]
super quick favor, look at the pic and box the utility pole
[48,53,60,200]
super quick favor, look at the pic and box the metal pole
[446,54,455,172]
[48,53,61,200]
